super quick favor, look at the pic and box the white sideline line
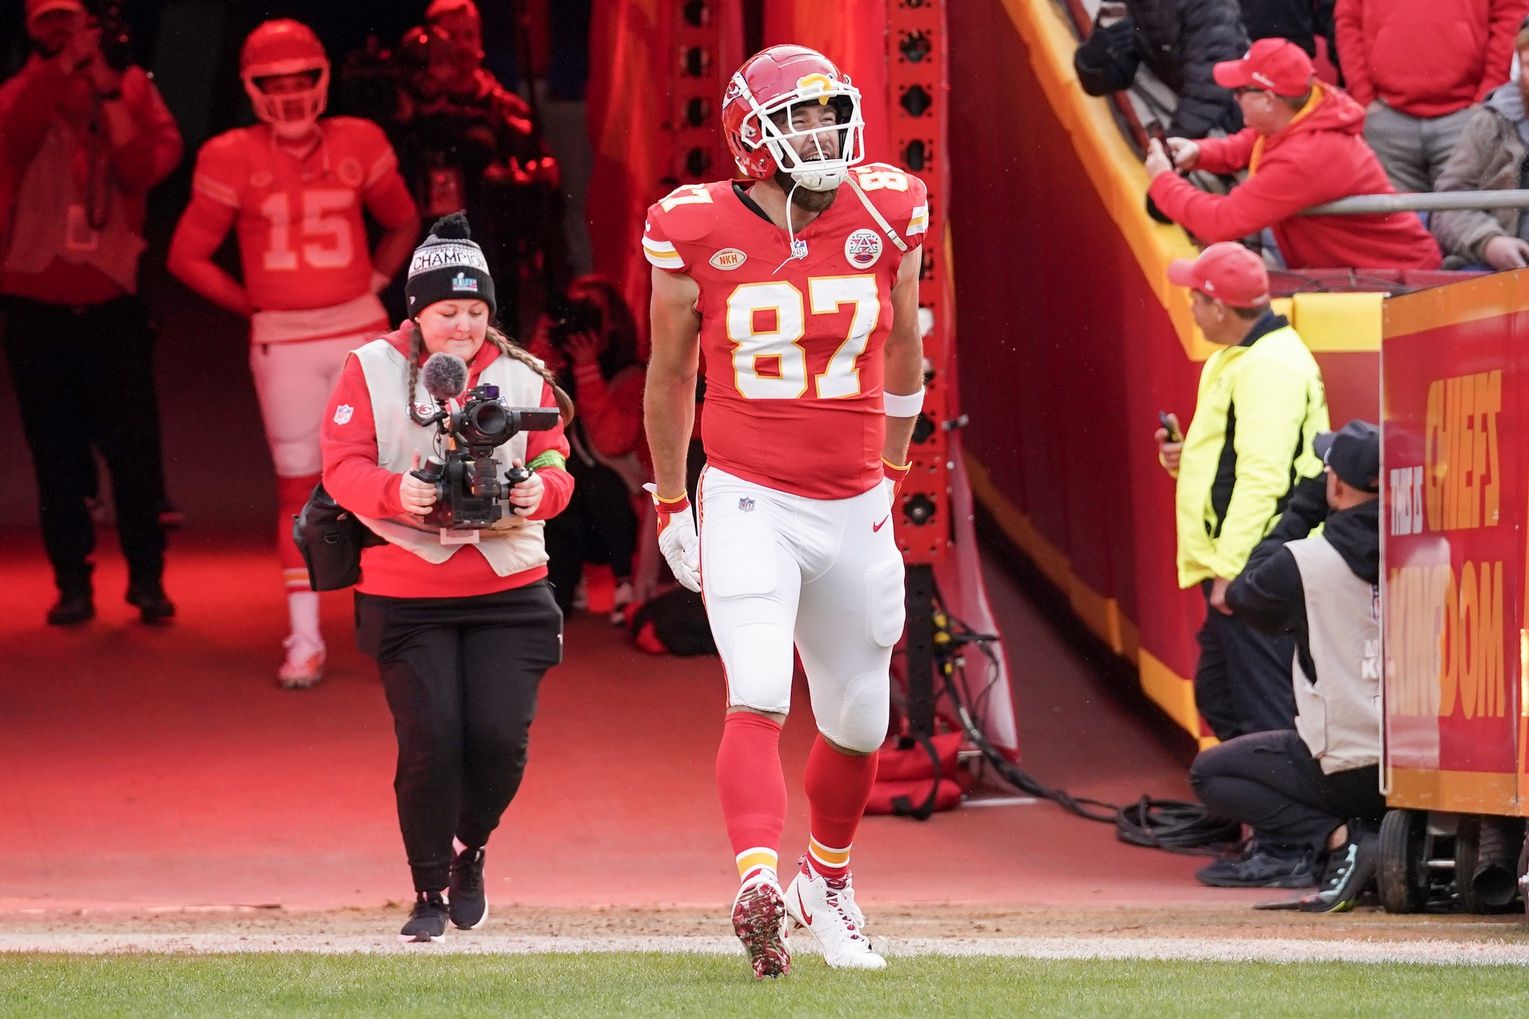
[5,933,1529,965]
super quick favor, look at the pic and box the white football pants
[698,465,906,754]
[249,333,371,478]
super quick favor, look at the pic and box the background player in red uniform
[643,44,928,978]
[168,19,420,688]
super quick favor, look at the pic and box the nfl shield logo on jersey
[332,404,354,425]
[845,228,883,269]
[738,497,756,513]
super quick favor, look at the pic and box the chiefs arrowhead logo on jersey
[709,248,747,271]
[845,228,883,269]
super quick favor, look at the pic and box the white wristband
[883,388,924,417]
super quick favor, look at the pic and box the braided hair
[405,320,574,425]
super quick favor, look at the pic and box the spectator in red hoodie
[1335,0,1528,193]
[1146,38,1441,270]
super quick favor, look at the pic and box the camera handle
[505,465,533,487]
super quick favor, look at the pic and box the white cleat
[783,857,886,970]
[731,871,792,978]
[278,634,325,690]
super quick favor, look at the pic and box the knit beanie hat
[405,212,496,318]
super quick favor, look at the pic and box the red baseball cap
[1213,38,1314,97]
[1167,242,1270,308]
[26,0,85,24]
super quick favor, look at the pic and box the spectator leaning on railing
[1334,0,1527,194]
[1073,0,1249,139]
[1144,38,1442,270]
[1431,22,1529,271]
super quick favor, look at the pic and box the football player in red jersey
[643,44,928,978]
[168,20,420,689]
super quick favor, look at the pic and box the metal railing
[1303,190,1529,216]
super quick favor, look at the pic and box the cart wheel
[1456,815,1523,914]
[1378,808,1428,914]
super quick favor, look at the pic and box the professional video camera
[410,352,559,530]
[85,0,134,71]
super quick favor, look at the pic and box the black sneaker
[1299,830,1378,913]
[448,847,488,930]
[46,592,95,627]
[399,891,449,943]
[1196,843,1314,888]
[126,583,176,625]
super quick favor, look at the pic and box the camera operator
[0,0,180,626]
[320,213,574,943]
[530,275,646,623]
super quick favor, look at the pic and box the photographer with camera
[387,0,562,336]
[529,275,646,623]
[0,0,181,626]
[320,213,574,943]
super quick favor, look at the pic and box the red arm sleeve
[1149,148,1324,243]
[1479,0,1529,100]
[0,60,66,172]
[107,70,182,193]
[1193,129,1258,175]
[320,355,408,518]
[1333,0,1373,107]
[571,363,644,457]
[525,381,574,521]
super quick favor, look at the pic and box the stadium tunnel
[3,0,1505,915]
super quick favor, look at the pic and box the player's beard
[774,168,838,213]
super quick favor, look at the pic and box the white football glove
[644,482,701,592]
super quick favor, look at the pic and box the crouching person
[1190,420,1385,913]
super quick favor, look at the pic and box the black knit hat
[405,212,496,318]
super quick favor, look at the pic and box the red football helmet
[241,19,329,139]
[722,45,865,192]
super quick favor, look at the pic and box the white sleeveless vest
[1287,536,1381,774]
[351,338,550,575]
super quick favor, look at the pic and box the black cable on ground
[930,592,1241,856]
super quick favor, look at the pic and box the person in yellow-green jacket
[1155,242,1329,748]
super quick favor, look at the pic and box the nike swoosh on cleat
[872,516,890,532]
[796,888,814,926]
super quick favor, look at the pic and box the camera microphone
[422,352,469,402]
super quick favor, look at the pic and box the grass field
[6,952,1529,1018]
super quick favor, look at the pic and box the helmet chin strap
[774,133,840,273]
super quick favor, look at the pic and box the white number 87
[725,275,881,400]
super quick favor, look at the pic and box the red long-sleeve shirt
[0,57,182,303]
[1149,85,1441,271]
[321,327,573,598]
[571,362,645,458]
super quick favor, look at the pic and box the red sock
[803,734,878,880]
[277,474,320,592]
[716,712,786,879]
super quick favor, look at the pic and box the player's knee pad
[864,556,906,649]
[818,669,891,754]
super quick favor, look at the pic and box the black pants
[1190,729,1386,854]
[1194,583,1298,740]
[1,295,167,593]
[544,457,637,612]
[357,582,563,891]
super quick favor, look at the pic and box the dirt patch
[6,902,1528,949]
